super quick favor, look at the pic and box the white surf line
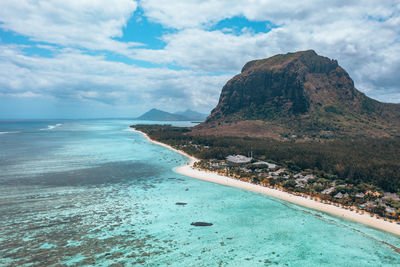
[40,123,63,131]
[0,131,19,135]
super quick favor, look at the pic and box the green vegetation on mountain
[174,109,208,121]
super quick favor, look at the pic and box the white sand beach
[131,128,400,237]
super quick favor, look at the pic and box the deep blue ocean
[0,119,399,266]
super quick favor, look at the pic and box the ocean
[0,119,399,266]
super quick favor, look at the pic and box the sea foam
[0,131,19,135]
[40,123,62,131]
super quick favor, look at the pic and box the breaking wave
[40,124,62,131]
[0,131,19,135]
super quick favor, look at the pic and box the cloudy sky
[0,0,399,118]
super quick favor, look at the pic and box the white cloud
[0,44,229,113]
[136,0,400,102]
[1,0,400,118]
[0,0,140,54]
[140,0,380,29]
[3,91,43,98]
[133,29,273,71]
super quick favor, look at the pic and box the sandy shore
[131,128,400,237]
[129,128,198,165]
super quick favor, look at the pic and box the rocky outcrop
[194,50,400,139]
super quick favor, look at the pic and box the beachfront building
[385,206,397,214]
[355,193,365,198]
[226,155,252,164]
[334,192,349,199]
[322,187,335,195]
[294,174,314,188]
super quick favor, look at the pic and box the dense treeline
[133,124,400,192]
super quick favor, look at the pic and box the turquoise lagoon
[0,119,399,266]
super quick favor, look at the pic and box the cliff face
[194,50,400,139]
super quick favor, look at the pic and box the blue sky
[0,0,399,119]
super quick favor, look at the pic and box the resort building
[226,155,252,164]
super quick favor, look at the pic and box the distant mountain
[135,108,208,121]
[193,50,400,139]
[174,109,208,121]
[135,109,189,121]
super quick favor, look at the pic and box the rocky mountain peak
[194,50,400,139]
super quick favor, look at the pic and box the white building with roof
[334,192,349,199]
[322,187,335,195]
[226,155,252,164]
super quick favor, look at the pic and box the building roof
[322,187,335,195]
[226,155,252,164]
[334,192,349,199]
[364,201,377,207]
[355,193,365,198]
[385,206,396,214]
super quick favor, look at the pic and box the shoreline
[130,128,400,237]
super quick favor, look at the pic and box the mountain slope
[193,50,400,139]
[174,109,208,121]
[136,109,189,121]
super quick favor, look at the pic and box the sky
[0,0,400,119]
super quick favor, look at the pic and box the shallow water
[0,119,399,266]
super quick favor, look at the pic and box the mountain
[174,109,208,121]
[193,50,400,139]
[135,108,208,121]
[135,108,189,121]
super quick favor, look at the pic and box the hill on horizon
[135,108,208,121]
[174,109,208,121]
[193,50,400,140]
